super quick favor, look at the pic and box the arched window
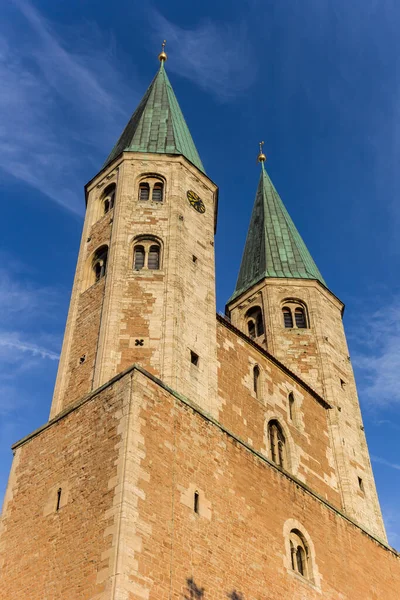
[295,307,307,329]
[102,184,116,215]
[289,530,311,580]
[283,307,293,328]
[133,238,162,271]
[253,365,260,396]
[139,182,150,201]
[288,392,295,420]
[134,245,145,270]
[248,320,256,339]
[152,182,163,202]
[282,301,309,329]
[92,246,108,282]
[148,245,160,270]
[268,420,286,468]
[245,306,264,339]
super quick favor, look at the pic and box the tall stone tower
[1,49,400,600]
[51,50,219,419]
[226,151,385,539]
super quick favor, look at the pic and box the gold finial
[257,141,266,163]
[158,40,167,63]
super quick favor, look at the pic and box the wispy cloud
[151,11,257,102]
[351,295,400,406]
[0,1,137,214]
[0,333,59,361]
[371,455,400,471]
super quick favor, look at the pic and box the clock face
[187,189,206,214]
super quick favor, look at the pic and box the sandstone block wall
[228,277,386,540]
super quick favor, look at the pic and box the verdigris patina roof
[229,162,325,302]
[103,62,204,173]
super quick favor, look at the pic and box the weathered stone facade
[1,367,399,599]
[0,59,398,599]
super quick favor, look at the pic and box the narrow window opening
[194,491,199,514]
[288,392,295,420]
[253,365,260,397]
[139,182,150,201]
[56,488,62,512]
[148,245,160,270]
[192,255,197,263]
[104,198,110,213]
[152,182,163,202]
[134,245,145,270]
[295,307,307,329]
[92,246,108,282]
[248,320,256,339]
[102,184,116,215]
[245,306,264,339]
[268,420,286,468]
[358,476,364,493]
[190,351,199,366]
[296,546,305,576]
[283,307,293,328]
[340,379,346,389]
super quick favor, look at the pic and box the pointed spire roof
[230,162,326,302]
[103,62,205,173]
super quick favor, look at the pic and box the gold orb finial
[257,141,266,163]
[158,40,167,63]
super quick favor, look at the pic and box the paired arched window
[245,306,264,340]
[253,365,260,397]
[138,176,164,203]
[282,301,308,329]
[102,183,116,215]
[133,238,162,271]
[268,420,286,468]
[289,529,311,580]
[92,245,108,283]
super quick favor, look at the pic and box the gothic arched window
[133,238,162,271]
[282,301,309,329]
[139,182,150,201]
[134,245,145,270]
[152,182,163,202]
[289,529,311,580]
[253,365,260,397]
[268,420,286,468]
[245,306,264,339]
[288,392,295,421]
[92,245,108,282]
[282,307,294,328]
[101,183,116,215]
[148,245,160,270]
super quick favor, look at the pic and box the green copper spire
[103,60,205,173]
[230,160,326,302]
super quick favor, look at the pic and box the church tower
[51,46,219,419]
[2,47,400,600]
[226,148,386,540]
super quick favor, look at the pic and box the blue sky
[1,0,400,547]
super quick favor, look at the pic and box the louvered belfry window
[295,307,307,329]
[248,320,256,339]
[139,183,150,201]
[283,307,293,328]
[134,246,145,270]
[152,182,163,202]
[148,245,160,270]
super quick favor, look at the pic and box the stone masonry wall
[228,277,386,541]
[216,319,340,506]
[0,375,130,600]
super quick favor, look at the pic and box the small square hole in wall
[192,255,198,263]
[340,379,346,389]
[79,354,86,365]
[358,476,364,493]
[190,351,199,366]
